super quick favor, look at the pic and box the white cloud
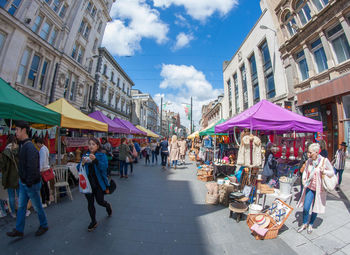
[156,64,222,129]
[153,0,239,21]
[173,32,194,50]
[102,0,169,56]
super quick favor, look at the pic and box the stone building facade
[93,47,133,121]
[0,0,114,110]
[263,0,350,158]
[222,5,290,120]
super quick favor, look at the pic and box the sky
[102,0,262,131]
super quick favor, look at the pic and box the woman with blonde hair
[169,135,180,169]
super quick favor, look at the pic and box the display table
[66,162,79,180]
[213,164,236,180]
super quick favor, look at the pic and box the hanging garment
[237,135,262,167]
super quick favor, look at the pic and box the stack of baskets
[197,165,214,182]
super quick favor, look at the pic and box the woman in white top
[34,137,51,207]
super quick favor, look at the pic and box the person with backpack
[262,142,277,181]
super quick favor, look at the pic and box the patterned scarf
[305,155,321,188]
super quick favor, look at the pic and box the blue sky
[102,0,262,130]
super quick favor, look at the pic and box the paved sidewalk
[0,160,295,255]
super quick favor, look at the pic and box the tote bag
[78,165,92,194]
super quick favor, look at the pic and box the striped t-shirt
[334,149,348,170]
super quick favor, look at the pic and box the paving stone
[312,233,347,254]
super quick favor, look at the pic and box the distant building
[0,0,114,110]
[93,47,133,120]
[200,95,224,129]
[131,89,158,132]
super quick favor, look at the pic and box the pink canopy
[215,100,323,134]
[113,117,147,135]
[88,111,129,134]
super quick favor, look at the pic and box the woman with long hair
[169,135,180,169]
[78,137,112,232]
[119,137,131,178]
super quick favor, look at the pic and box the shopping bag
[41,168,55,182]
[78,165,92,194]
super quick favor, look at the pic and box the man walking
[7,121,48,237]
[333,142,348,191]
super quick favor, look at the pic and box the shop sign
[64,137,89,148]
[303,105,321,120]
[284,101,292,111]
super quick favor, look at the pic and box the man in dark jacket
[7,121,48,238]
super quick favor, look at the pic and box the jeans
[303,188,317,226]
[7,188,19,214]
[152,151,158,164]
[16,181,48,233]
[120,160,128,176]
[161,153,168,166]
[334,168,344,185]
[145,155,150,164]
[128,162,133,174]
[172,160,178,167]
[40,178,50,204]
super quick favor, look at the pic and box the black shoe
[88,222,98,232]
[35,226,48,236]
[6,229,24,237]
[106,203,112,216]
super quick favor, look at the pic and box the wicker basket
[206,193,219,204]
[199,175,214,182]
[247,214,279,240]
[197,169,213,176]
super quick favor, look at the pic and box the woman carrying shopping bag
[77,137,112,232]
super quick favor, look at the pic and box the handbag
[41,168,55,182]
[106,179,117,194]
[322,173,338,192]
[126,156,133,163]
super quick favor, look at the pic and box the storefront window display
[343,94,350,156]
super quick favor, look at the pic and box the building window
[51,0,61,12]
[17,49,31,84]
[86,1,92,12]
[78,20,86,33]
[69,75,76,100]
[8,0,21,15]
[39,21,51,40]
[117,77,120,87]
[100,87,105,102]
[127,87,130,96]
[0,0,7,8]
[233,73,239,114]
[296,50,309,81]
[91,7,96,18]
[38,60,48,91]
[97,21,102,33]
[63,75,70,98]
[0,32,5,51]
[27,54,41,87]
[240,65,248,110]
[260,41,275,99]
[88,59,93,73]
[103,64,107,75]
[77,46,84,64]
[111,71,114,82]
[327,23,350,64]
[295,0,312,26]
[311,38,328,73]
[249,54,259,104]
[32,15,43,33]
[71,43,77,58]
[311,0,329,12]
[48,28,58,45]
[93,38,98,52]
[59,3,67,18]
[284,11,297,36]
[122,83,125,92]
[83,24,90,39]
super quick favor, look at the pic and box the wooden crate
[197,169,213,176]
[199,175,214,182]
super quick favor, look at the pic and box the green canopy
[0,78,61,126]
[199,119,227,136]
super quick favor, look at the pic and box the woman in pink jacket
[297,143,335,234]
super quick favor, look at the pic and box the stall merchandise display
[197,165,214,182]
[237,135,262,167]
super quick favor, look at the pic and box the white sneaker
[42,203,47,208]
[0,211,7,218]
[297,224,307,233]
[26,210,31,217]
[307,225,313,234]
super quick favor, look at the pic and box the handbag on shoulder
[41,168,55,182]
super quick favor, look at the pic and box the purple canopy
[88,111,129,134]
[215,100,323,134]
[113,117,147,135]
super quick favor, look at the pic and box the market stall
[113,118,146,136]
[135,125,159,138]
[88,111,129,134]
[199,100,323,239]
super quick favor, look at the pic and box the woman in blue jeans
[297,143,335,234]
[119,138,131,178]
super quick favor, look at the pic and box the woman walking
[297,143,335,234]
[119,138,131,178]
[78,137,112,232]
[128,140,136,175]
[169,135,180,169]
[150,140,158,165]
[0,135,19,218]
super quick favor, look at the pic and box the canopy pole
[10,119,12,134]
[58,127,61,165]
[233,127,240,147]
[214,135,216,162]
